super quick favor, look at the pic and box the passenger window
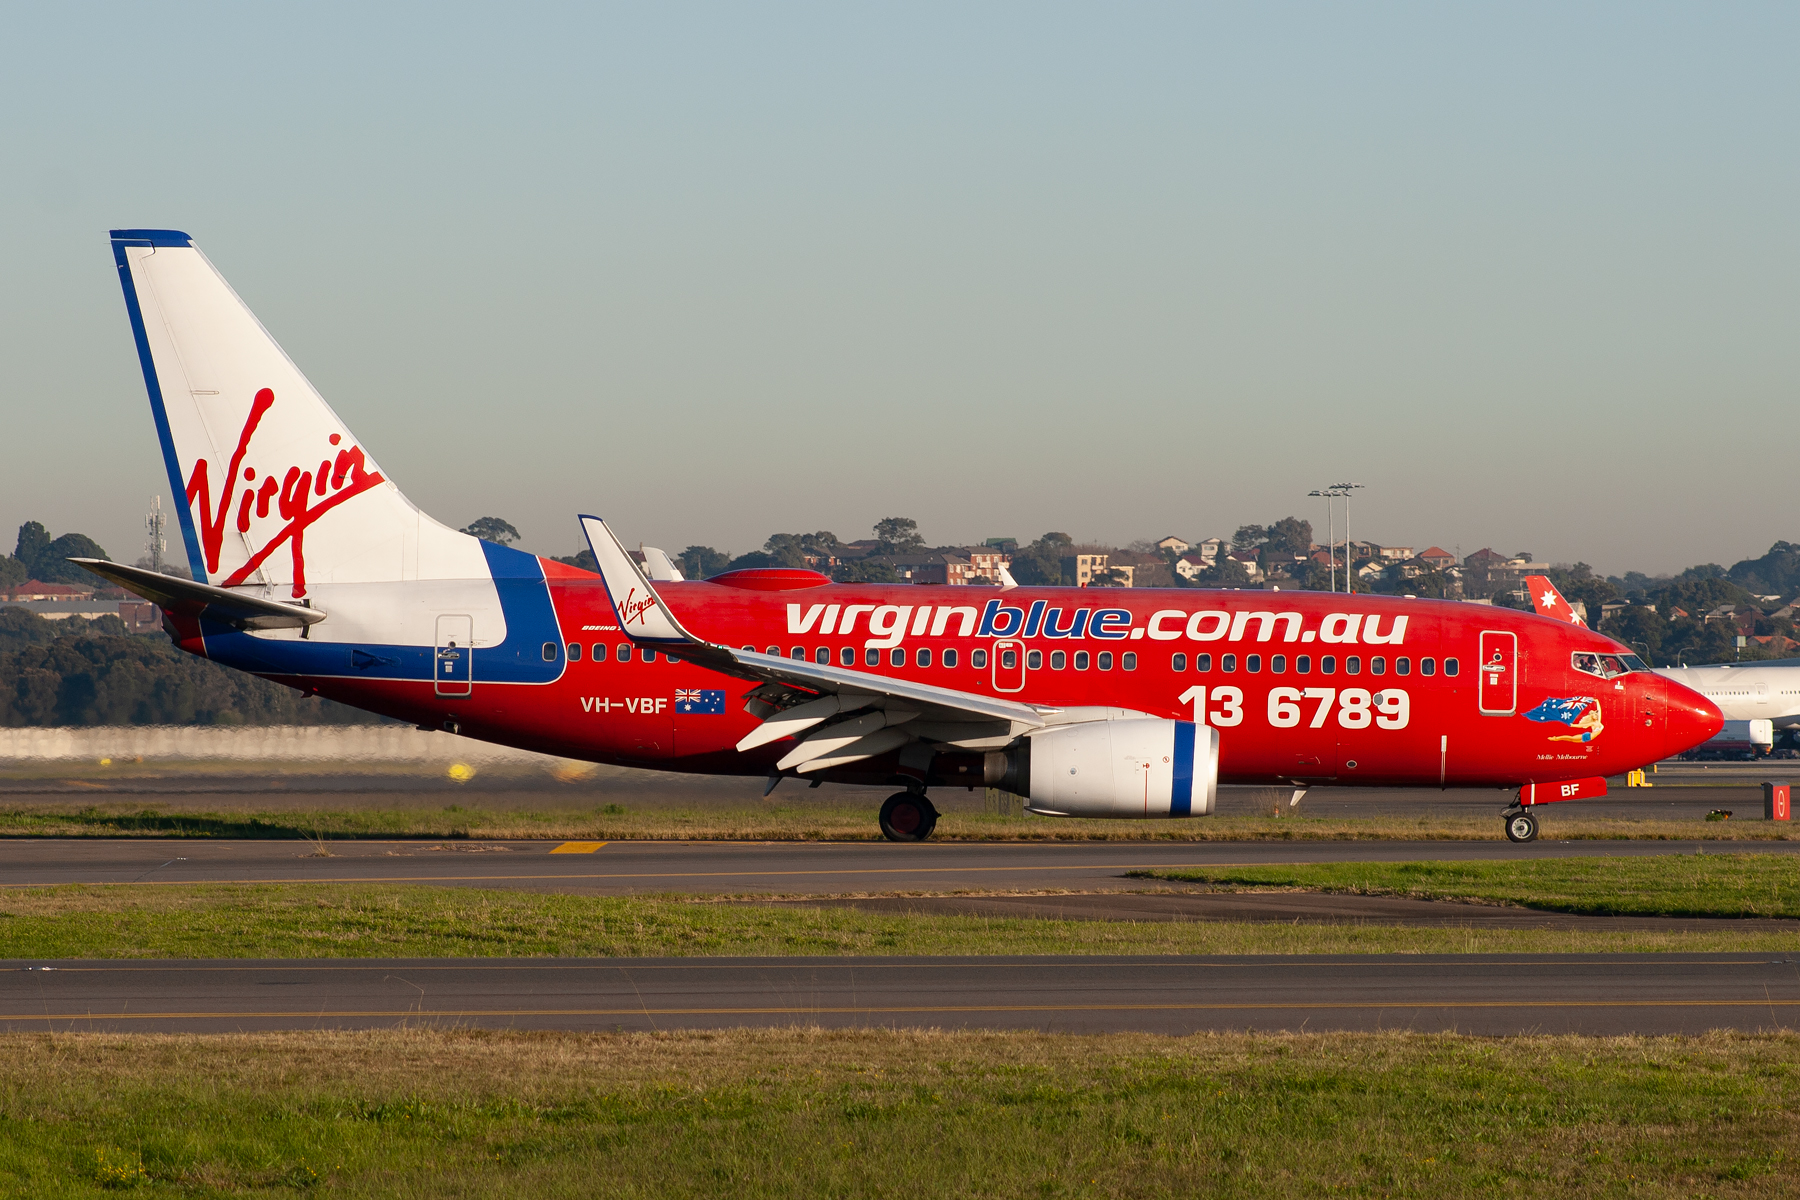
[1172,652,1187,672]
[593,643,607,661]
[1444,658,1459,676]
[918,648,933,667]
[620,644,634,661]
[1098,652,1113,670]
[542,642,557,661]
[1271,654,1286,673]
[973,649,989,668]
[1196,653,1212,671]
[1074,651,1089,670]
[815,647,830,665]
[866,648,880,666]
[841,647,856,666]
[1346,656,1361,674]
[1420,657,1436,676]
[1396,657,1411,675]
[891,648,905,667]
[1321,655,1336,674]
[1222,654,1237,672]
[1051,650,1066,670]
[765,646,779,656]
[944,648,959,668]
[1371,656,1386,675]
[1246,654,1261,673]
[567,642,582,662]
[1027,649,1042,669]
[642,647,657,663]
[1002,648,1017,669]
[1297,655,1311,673]
[1122,652,1136,670]
[790,647,805,660]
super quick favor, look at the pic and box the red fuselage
[272,570,1722,792]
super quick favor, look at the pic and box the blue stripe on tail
[111,231,207,581]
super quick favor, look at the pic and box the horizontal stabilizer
[69,558,325,630]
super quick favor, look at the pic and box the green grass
[1134,852,1800,919]
[5,799,1798,841]
[2,882,1797,960]
[1,1028,1796,1197]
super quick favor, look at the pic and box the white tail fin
[110,229,480,597]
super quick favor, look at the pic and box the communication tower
[144,496,166,574]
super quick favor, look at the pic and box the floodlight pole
[1308,489,1338,593]
[1332,483,1363,594]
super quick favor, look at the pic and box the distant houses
[0,579,159,631]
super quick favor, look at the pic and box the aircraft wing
[68,558,325,631]
[578,516,1065,773]
[1524,575,1587,628]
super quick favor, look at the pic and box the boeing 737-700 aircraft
[84,230,1722,843]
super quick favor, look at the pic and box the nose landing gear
[879,791,939,842]
[1503,807,1539,843]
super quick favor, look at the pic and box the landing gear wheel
[1504,810,1539,844]
[879,793,939,842]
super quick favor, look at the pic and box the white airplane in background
[1526,576,1798,749]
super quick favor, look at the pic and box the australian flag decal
[675,688,726,715]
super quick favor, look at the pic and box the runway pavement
[5,954,1797,1035]
[4,836,1799,895]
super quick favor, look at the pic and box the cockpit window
[1573,651,1644,679]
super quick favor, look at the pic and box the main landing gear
[879,791,939,842]
[1503,807,1539,844]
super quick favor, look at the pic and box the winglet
[578,516,699,646]
[1524,575,1587,628]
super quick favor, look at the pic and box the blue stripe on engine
[1171,720,1195,816]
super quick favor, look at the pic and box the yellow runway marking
[548,842,608,854]
[3,999,1798,1023]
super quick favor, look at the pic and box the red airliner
[85,231,1722,844]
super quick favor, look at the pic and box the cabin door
[1477,630,1516,715]
[435,614,474,697]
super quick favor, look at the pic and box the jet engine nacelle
[985,718,1218,818]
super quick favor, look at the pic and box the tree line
[0,609,383,727]
[0,521,111,590]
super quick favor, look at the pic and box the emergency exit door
[435,614,473,697]
[1477,630,1516,715]
[993,640,1026,692]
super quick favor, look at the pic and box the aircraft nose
[1663,680,1723,758]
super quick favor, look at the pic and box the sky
[1,3,1795,576]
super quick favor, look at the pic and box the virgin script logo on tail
[182,388,386,597]
[618,586,658,627]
